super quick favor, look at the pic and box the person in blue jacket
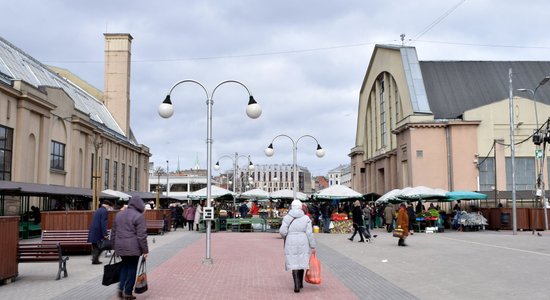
[88,200,112,264]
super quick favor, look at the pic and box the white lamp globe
[158,103,174,118]
[214,164,220,171]
[248,163,255,170]
[315,148,326,158]
[264,147,274,157]
[246,103,262,119]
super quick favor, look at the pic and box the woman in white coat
[194,201,203,231]
[280,199,317,293]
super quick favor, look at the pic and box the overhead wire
[410,0,467,43]
[477,120,550,167]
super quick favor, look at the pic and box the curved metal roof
[0,36,130,141]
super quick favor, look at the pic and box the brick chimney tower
[104,33,132,136]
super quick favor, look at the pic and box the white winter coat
[279,208,316,271]
[194,204,202,225]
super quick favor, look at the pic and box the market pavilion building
[0,33,151,215]
[350,44,550,202]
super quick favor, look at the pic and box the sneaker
[348,238,353,241]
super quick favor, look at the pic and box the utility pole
[508,68,517,235]
[534,118,550,231]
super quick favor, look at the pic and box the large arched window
[365,72,402,157]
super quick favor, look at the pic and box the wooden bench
[42,229,106,253]
[146,220,165,235]
[226,218,266,232]
[18,242,69,280]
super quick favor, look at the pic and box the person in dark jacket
[175,203,184,229]
[88,200,112,264]
[407,202,416,235]
[320,202,333,233]
[112,196,149,300]
[239,200,250,218]
[348,200,366,242]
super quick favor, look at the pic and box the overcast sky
[2,0,550,176]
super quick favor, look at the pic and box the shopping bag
[102,254,121,286]
[134,257,148,294]
[305,252,321,285]
[393,227,404,238]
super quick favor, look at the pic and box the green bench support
[226,218,266,232]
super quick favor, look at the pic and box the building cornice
[392,120,481,134]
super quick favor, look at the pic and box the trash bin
[219,217,227,231]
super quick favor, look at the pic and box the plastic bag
[305,253,321,285]
[134,257,148,294]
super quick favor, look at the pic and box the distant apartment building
[327,164,351,187]
[215,163,314,194]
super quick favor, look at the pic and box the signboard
[203,207,215,220]
[536,149,544,159]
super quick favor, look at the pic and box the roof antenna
[400,34,406,46]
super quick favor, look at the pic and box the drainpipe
[445,125,453,191]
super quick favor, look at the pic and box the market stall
[330,213,352,233]
[313,185,364,233]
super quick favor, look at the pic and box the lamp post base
[202,258,213,265]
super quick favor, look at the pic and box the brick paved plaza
[2,228,550,300]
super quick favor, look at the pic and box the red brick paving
[144,232,358,299]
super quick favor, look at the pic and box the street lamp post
[158,79,261,264]
[154,166,164,210]
[166,160,169,201]
[214,153,255,213]
[518,76,550,231]
[264,134,325,200]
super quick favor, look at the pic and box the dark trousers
[188,220,194,230]
[386,221,394,232]
[119,256,140,295]
[350,224,365,241]
[91,243,103,263]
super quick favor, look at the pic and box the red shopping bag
[305,252,321,285]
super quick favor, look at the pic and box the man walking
[384,204,396,233]
[88,200,111,264]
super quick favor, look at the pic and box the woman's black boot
[292,270,300,293]
[298,269,304,289]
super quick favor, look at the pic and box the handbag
[134,257,148,294]
[98,239,112,251]
[102,253,121,286]
[393,226,404,238]
[305,252,321,285]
